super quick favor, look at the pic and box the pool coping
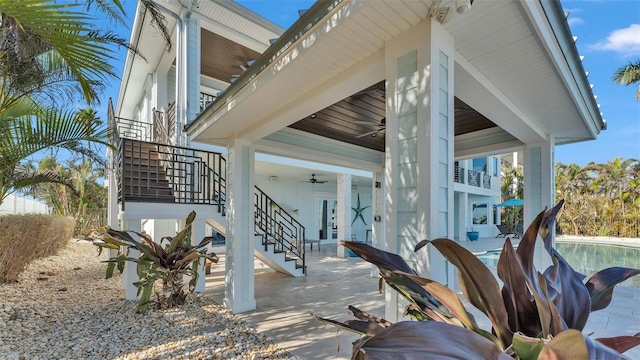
[556,235,640,248]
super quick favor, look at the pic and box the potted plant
[467,227,479,241]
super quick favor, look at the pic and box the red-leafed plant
[318,201,640,359]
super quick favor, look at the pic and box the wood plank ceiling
[288,81,497,152]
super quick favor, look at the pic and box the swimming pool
[476,241,640,288]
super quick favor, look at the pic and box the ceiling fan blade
[356,129,381,139]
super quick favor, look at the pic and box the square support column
[224,138,256,313]
[191,218,207,293]
[384,19,455,322]
[119,215,141,300]
[336,173,352,257]
[523,137,555,270]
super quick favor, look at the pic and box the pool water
[476,242,640,289]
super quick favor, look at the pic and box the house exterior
[109,0,604,320]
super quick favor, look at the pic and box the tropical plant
[90,211,219,313]
[612,59,640,101]
[318,201,640,359]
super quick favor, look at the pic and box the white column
[224,137,256,313]
[184,15,201,146]
[370,168,385,277]
[523,137,555,225]
[384,19,455,322]
[457,191,469,241]
[192,218,206,293]
[336,173,352,257]
[523,137,555,270]
[119,215,141,300]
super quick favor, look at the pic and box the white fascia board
[519,0,602,138]
[117,5,178,118]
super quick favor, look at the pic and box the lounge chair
[515,224,524,238]
[496,224,517,238]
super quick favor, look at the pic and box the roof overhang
[115,0,283,119]
[186,0,603,150]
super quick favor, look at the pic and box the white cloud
[567,17,584,27]
[590,24,640,57]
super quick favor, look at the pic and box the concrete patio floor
[205,238,640,359]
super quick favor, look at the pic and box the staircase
[109,101,306,276]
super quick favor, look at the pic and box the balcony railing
[454,165,465,183]
[200,92,216,112]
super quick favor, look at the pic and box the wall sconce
[374,181,381,188]
[374,215,381,222]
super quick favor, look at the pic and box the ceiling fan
[307,174,328,184]
[355,117,386,138]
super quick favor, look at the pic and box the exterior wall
[0,194,51,215]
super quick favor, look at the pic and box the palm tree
[612,59,640,101]
[0,1,125,205]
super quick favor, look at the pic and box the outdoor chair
[516,224,524,238]
[496,224,517,238]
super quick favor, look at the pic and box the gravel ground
[0,240,295,360]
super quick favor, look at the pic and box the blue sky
[106,0,639,166]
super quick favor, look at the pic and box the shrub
[90,211,218,313]
[0,214,75,283]
[318,201,640,359]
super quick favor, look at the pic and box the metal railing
[468,170,481,187]
[120,138,226,212]
[454,165,465,183]
[254,186,306,273]
[483,174,492,189]
[200,92,216,112]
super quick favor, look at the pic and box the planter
[467,231,480,241]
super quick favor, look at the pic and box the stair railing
[254,186,305,273]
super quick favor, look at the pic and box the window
[473,158,487,172]
[472,203,488,224]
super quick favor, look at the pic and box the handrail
[254,186,305,273]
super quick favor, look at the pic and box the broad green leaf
[586,267,640,311]
[538,329,624,360]
[352,321,512,360]
[538,329,589,359]
[511,332,545,360]
[427,238,512,348]
[342,241,417,274]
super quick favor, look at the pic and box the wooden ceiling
[288,81,497,152]
[200,30,261,83]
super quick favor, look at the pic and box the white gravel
[0,240,295,360]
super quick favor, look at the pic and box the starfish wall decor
[351,193,371,226]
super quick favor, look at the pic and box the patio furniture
[306,239,320,251]
[496,224,517,238]
[516,224,524,238]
